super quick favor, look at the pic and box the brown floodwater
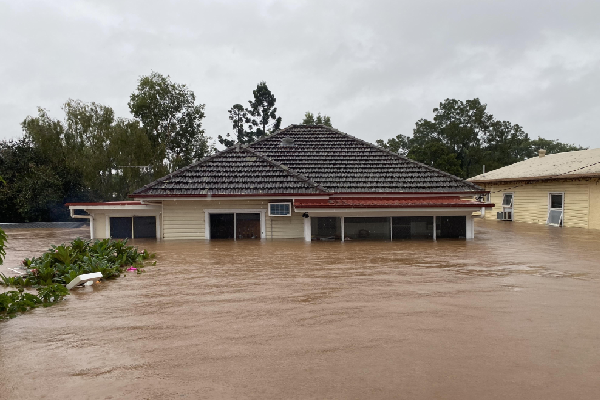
[1,220,599,399]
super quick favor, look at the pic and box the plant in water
[0,285,69,320]
[0,237,155,320]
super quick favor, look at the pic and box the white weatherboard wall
[162,200,304,240]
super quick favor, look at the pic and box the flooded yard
[1,220,599,399]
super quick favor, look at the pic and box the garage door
[110,217,132,239]
[133,216,156,238]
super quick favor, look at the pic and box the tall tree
[376,98,587,179]
[128,72,211,171]
[247,81,281,140]
[21,101,157,203]
[0,138,88,222]
[302,112,332,127]
[218,104,252,147]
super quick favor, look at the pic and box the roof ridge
[242,124,301,148]
[243,147,329,193]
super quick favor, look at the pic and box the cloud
[1,0,599,149]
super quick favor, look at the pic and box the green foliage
[0,137,89,222]
[3,72,213,223]
[1,237,153,288]
[0,285,69,320]
[218,82,282,147]
[302,112,332,127]
[376,98,588,179]
[218,104,252,147]
[129,72,212,171]
[18,101,157,208]
[0,238,154,320]
[247,81,282,140]
[529,137,586,154]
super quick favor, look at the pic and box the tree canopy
[218,81,282,147]
[0,72,213,221]
[302,112,332,127]
[218,104,253,148]
[376,98,587,179]
[128,72,210,171]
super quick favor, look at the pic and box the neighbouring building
[68,125,493,241]
[469,148,600,229]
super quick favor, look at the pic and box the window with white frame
[547,193,564,226]
[268,203,291,216]
[501,193,513,220]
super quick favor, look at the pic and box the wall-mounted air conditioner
[497,211,512,221]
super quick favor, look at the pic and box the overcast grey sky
[1,0,599,149]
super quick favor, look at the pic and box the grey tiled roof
[249,125,482,193]
[134,125,482,196]
[133,146,326,196]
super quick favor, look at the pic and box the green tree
[218,104,252,147]
[376,134,411,155]
[376,98,587,179]
[529,137,587,155]
[247,81,282,140]
[21,101,157,202]
[302,112,332,127]
[0,138,88,222]
[107,119,156,197]
[128,72,211,171]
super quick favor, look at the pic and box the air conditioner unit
[497,211,512,221]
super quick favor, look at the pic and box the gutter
[70,208,94,239]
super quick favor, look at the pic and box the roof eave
[470,173,600,184]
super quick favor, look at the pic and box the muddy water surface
[1,220,599,399]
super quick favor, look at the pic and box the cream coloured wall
[588,179,600,230]
[162,200,205,239]
[93,213,106,239]
[482,179,592,229]
[162,199,305,240]
[267,210,305,239]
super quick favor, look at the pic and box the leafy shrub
[0,238,154,320]
[0,285,69,320]
[6,237,154,287]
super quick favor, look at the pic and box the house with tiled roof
[68,125,493,241]
[469,148,600,229]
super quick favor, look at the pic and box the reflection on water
[1,220,600,399]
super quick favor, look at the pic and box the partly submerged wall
[162,199,304,240]
[481,179,598,229]
[588,180,600,230]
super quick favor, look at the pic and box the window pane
[392,216,433,239]
[550,194,563,209]
[344,217,390,240]
[311,217,341,241]
[548,209,563,226]
[270,203,290,215]
[502,194,513,207]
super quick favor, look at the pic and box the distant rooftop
[469,148,600,183]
